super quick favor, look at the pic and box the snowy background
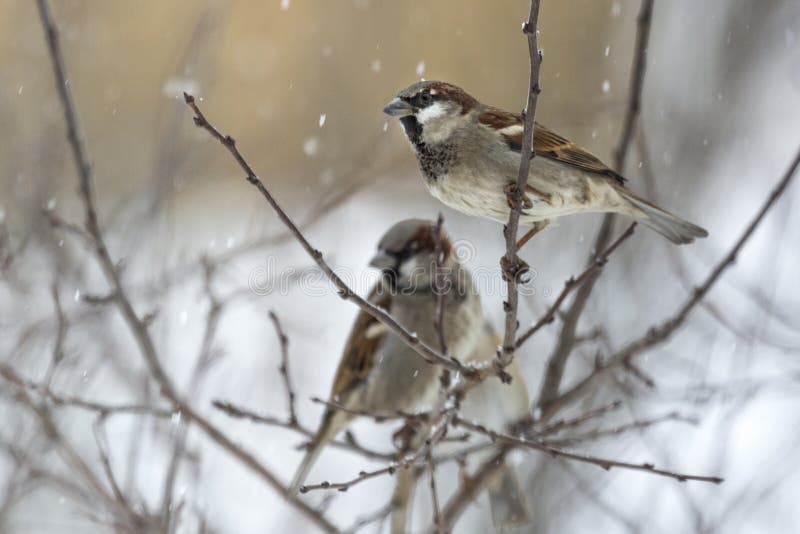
[2,0,800,532]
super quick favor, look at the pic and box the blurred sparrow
[289,219,532,527]
[290,219,485,493]
[383,81,708,255]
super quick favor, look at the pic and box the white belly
[426,157,627,225]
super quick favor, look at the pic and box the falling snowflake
[604,46,610,57]
[371,59,382,73]
[416,61,426,76]
[602,79,611,93]
[319,113,327,127]
[280,0,290,11]
[162,77,199,98]
[303,137,320,156]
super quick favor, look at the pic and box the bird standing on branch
[383,81,708,259]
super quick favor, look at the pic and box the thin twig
[439,447,510,532]
[341,502,394,534]
[544,411,698,447]
[0,364,172,418]
[432,213,448,356]
[310,397,418,422]
[452,417,722,484]
[432,214,451,390]
[530,400,623,438]
[301,407,454,494]
[498,0,543,373]
[212,400,393,461]
[614,0,655,171]
[269,311,297,425]
[515,223,636,348]
[427,448,443,534]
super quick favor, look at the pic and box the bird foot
[500,255,530,282]
[504,183,533,211]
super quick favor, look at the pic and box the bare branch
[269,311,298,425]
[530,400,623,438]
[544,411,698,447]
[427,448,443,534]
[432,213,448,357]
[0,364,171,418]
[212,400,393,461]
[439,447,510,532]
[516,223,636,349]
[614,0,655,171]
[498,0,543,373]
[300,407,454,494]
[453,417,722,484]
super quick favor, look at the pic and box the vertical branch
[498,0,543,374]
[432,214,452,390]
[269,310,298,425]
[439,447,510,531]
[427,449,443,534]
[432,214,448,357]
[537,0,655,416]
[614,0,655,171]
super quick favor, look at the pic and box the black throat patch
[399,116,457,183]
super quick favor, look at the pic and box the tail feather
[289,441,325,495]
[289,410,348,494]
[619,190,708,245]
[488,462,531,529]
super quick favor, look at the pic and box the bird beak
[382,97,414,117]
[369,251,397,270]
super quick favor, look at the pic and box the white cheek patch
[416,101,447,124]
[398,254,431,281]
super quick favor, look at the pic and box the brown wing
[329,284,391,401]
[478,108,625,184]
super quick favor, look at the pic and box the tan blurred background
[2,0,642,228]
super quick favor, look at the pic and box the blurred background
[2,0,800,532]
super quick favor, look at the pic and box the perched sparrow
[383,81,708,249]
[289,220,532,528]
[290,219,485,492]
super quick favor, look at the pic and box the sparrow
[383,81,708,250]
[289,219,532,527]
[290,219,485,493]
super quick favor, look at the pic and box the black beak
[382,97,415,117]
[369,250,397,270]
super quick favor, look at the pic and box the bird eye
[418,91,433,106]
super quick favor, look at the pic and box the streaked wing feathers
[478,108,625,184]
[329,286,391,400]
